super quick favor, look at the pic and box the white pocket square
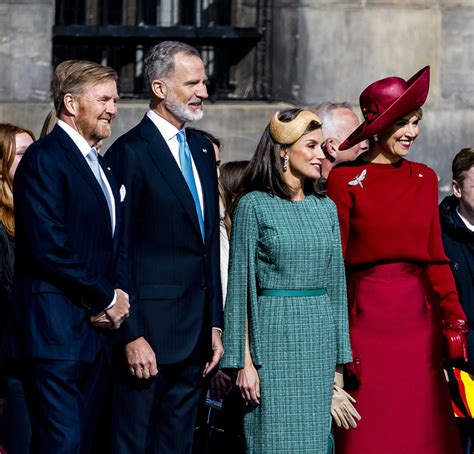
[120,185,126,202]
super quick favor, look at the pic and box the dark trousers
[0,377,31,454]
[108,341,205,454]
[21,350,108,454]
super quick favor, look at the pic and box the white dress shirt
[456,206,474,232]
[57,120,117,309]
[146,110,204,218]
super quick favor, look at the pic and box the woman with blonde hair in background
[0,123,34,453]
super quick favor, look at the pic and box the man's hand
[90,311,113,329]
[125,337,158,379]
[209,370,232,401]
[105,289,130,329]
[203,329,224,377]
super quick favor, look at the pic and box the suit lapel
[54,125,113,236]
[139,116,203,240]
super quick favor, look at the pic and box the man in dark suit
[106,41,224,453]
[4,60,130,453]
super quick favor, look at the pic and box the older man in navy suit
[4,60,130,453]
[106,41,224,453]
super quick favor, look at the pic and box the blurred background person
[221,108,354,452]
[205,160,250,453]
[327,66,466,454]
[39,109,57,138]
[440,147,474,454]
[313,102,368,184]
[0,123,34,454]
[218,160,249,303]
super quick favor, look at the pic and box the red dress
[327,158,464,454]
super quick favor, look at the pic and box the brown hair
[0,123,35,236]
[452,148,474,186]
[219,160,249,236]
[52,60,118,116]
[236,108,324,206]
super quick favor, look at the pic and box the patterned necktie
[87,147,114,230]
[176,130,204,240]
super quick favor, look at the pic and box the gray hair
[144,41,201,91]
[313,102,354,141]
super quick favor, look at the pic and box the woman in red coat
[327,66,466,454]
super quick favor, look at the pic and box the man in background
[313,102,369,183]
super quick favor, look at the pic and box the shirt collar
[146,110,183,141]
[57,120,95,158]
[456,206,474,232]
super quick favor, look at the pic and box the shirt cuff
[105,291,117,310]
[212,327,222,335]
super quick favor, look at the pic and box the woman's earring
[373,133,378,142]
[283,154,289,172]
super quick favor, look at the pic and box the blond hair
[52,60,118,116]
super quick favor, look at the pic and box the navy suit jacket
[4,125,126,362]
[106,115,223,364]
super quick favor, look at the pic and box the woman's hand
[236,361,260,406]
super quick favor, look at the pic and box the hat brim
[339,66,430,151]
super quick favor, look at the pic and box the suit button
[200,282,207,290]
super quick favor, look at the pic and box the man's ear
[63,93,77,116]
[453,180,463,199]
[323,138,339,160]
[151,79,167,100]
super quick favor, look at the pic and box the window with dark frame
[53,0,269,100]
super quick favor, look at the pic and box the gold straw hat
[269,110,321,145]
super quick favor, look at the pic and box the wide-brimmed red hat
[339,66,430,150]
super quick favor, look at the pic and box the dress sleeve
[326,170,352,255]
[326,202,352,364]
[424,169,466,323]
[221,194,261,369]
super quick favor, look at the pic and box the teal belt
[260,288,327,297]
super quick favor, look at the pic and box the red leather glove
[443,320,469,362]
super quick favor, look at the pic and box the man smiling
[5,60,130,452]
[106,41,223,453]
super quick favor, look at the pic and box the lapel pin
[202,148,208,154]
[107,167,111,171]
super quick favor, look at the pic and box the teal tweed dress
[221,191,352,453]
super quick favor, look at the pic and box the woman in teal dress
[221,109,354,453]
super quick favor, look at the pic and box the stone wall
[0,0,472,197]
[0,0,53,102]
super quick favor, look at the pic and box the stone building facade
[0,0,472,194]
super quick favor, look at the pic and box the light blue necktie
[176,130,204,240]
[87,147,114,231]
